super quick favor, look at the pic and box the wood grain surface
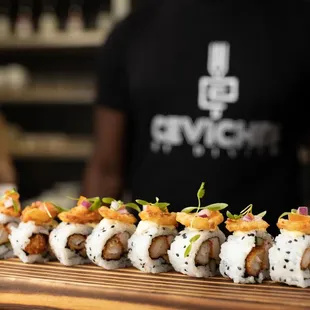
[0,259,310,310]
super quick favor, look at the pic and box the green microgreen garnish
[278,209,297,220]
[124,203,141,212]
[102,197,116,204]
[136,197,170,212]
[88,197,102,211]
[66,196,79,201]
[181,182,228,214]
[226,204,267,220]
[51,203,68,213]
[184,234,200,257]
[102,197,141,212]
[256,211,267,218]
[181,182,205,214]
[12,199,19,213]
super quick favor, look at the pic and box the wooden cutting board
[0,259,309,310]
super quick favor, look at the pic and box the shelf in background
[10,133,93,160]
[0,84,95,104]
[0,30,106,50]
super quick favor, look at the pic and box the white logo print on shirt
[198,42,239,120]
[150,42,281,159]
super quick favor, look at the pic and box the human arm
[82,106,126,199]
[0,113,17,194]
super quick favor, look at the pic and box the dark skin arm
[0,113,16,184]
[82,106,126,198]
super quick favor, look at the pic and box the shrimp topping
[139,205,177,226]
[226,216,269,232]
[99,206,137,224]
[225,205,269,232]
[0,189,21,218]
[277,207,310,234]
[58,196,102,224]
[21,201,60,226]
[177,211,224,230]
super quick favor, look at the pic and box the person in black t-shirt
[83,0,310,233]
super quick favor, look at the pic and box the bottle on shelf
[65,0,84,36]
[110,0,131,23]
[38,0,59,37]
[0,2,11,39]
[14,1,34,39]
[95,3,112,33]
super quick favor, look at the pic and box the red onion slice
[118,207,129,215]
[198,209,211,218]
[298,206,308,216]
[242,214,254,222]
[81,200,92,209]
[143,205,149,211]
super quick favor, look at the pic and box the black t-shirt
[96,0,310,233]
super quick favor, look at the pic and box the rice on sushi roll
[9,201,61,263]
[168,182,227,278]
[49,196,102,266]
[219,204,274,284]
[269,206,310,288]
[0,189,21,259]
[86,198,138,269]
[128,197,178,273]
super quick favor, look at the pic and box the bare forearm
[0,113,16,185]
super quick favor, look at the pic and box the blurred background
[0,0,141,208]
[0,0,309,209]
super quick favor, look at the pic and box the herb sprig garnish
[51,203,68,213]
[226,204,267,220]
[278,209,298,220]
[184,235,200,258]
[102,197,141,213]
[136,197,170,212]
[181,182,228,214]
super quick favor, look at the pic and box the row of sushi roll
[1,184,310,288]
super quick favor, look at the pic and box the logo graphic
[198,42,239,120]
[149,41,281,159]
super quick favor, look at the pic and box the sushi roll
[269,206,310,288]
[128,197,178,273]
[0,189,21,259]
[168,182,227,278]
[86,198,138,269]
[219,204,274,284]
[49,196,102,266]
[9,201,60,263]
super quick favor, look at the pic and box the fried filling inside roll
[301,248,310,270]
[0,224,12,245]
[195,237,220,271]
[148,235,174,263]
[102,232,130,261]
[67,234,87,258]
[24,234,48,255]
[245,237,271,277]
